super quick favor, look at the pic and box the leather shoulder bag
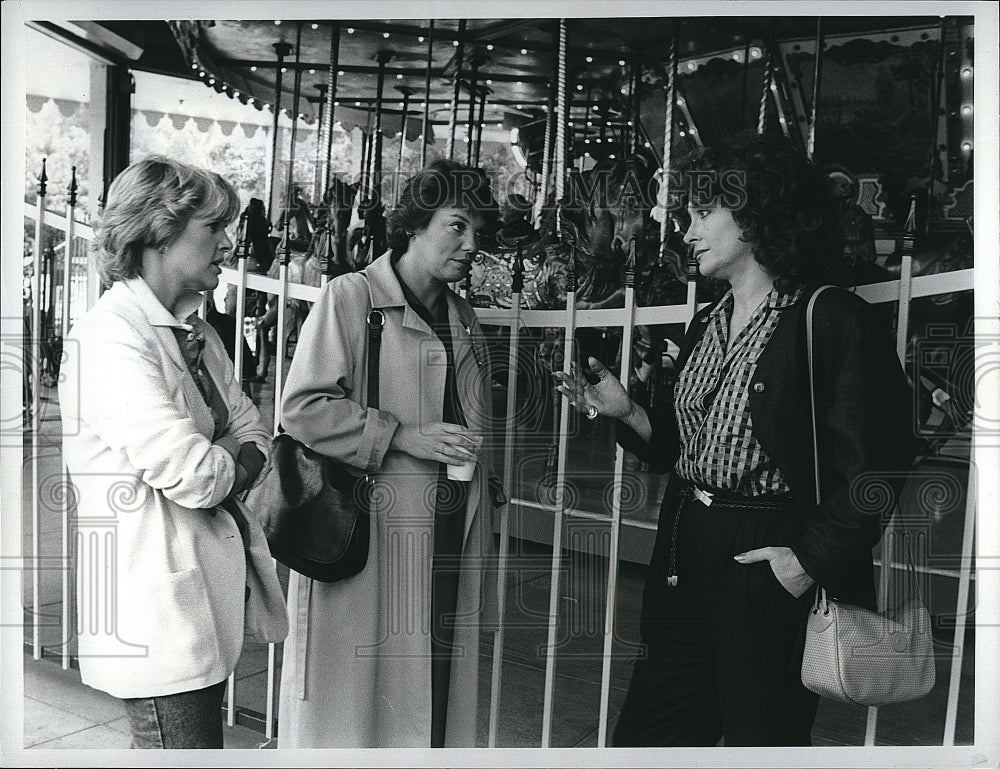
[247,280,384,583]
[799,285,935,706]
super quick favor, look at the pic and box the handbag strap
[366,308,383,409]
[805,285,833,613]
[806,286,923,612]
[805,284,834,508]
[363,273,383,410]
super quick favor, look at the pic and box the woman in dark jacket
[554,133,917,746]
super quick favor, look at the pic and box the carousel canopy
[46,15,953,159]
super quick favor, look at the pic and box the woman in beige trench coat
[277,160,504,748]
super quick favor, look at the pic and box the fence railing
[22,204,977,746]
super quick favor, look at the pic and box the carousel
[21,12,979,748]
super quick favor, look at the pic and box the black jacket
[618,286,919,614]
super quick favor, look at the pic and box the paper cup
[447,459,476,482]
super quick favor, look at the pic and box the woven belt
[665,484,792,587]
[677,484,791,510]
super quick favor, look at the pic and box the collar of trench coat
[364,251,480,343]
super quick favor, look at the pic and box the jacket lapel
[152,324,188,375]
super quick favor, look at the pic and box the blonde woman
[60,156,286,749]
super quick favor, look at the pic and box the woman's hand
[552,356,633,419]
[236,442,266,487]
[734,546,815,598]
[390,422,482,466]
[227,443,266,499]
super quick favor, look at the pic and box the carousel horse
[263,177,363,357]
[559,151,683,310]
[558,152,694,390]
[302,177,360,280]
[285,186,316,252]
[354,193,388,267]
[471,154,695,448]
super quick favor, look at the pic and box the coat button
[753,382,765,393]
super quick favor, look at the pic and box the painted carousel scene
[13,8,984,756]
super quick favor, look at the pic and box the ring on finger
[585,404,599,420]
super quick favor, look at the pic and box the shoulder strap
[806,284,834,506]
[806,284,834,608]
[363,274,383,410]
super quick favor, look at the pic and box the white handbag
[800,550,935,706]
[798,286,935,706]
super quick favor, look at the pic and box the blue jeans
[121,680,227,749]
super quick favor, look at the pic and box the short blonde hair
[95,155,240,286]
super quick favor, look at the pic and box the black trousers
[612,494,819,747]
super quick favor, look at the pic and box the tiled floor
[22,654,269,749]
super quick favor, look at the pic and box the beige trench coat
[276,253,501,747]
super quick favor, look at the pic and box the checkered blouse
[673,287,804,495]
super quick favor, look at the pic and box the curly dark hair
[386,159,499,258]
[674,132,843,290]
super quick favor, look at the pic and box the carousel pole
[258,39,303,739]
[658,30,689,309]
[355,109,373,265]
[929,17,948,192]
[61,167,77,338]
[598,237,639,745]
[361,49,393,264]
[258,23,304,741]
[466,52,481,165]
[630,50,643,156]
[769,62,792,139]
[806,18,823,160]
[319,22,341,196]
[233,207,251,388]
[60,166,78,671]
[757,50,773,135]
[312,83,329,201]
[533,81,555,228]
[553,19,568,237]
[446,20,467,160]
[541,18,569,749]
[865,193,920,746]
[895,197,917,366]
[420,21,435,166]
[461,67,476,300]
[488,242,524,747]
[45,243,57,347]
[474,89,487,166]
[396,86,415,203]
[267,42,294,223]
[30,158,47,661]
[361,107,373,201]
[372,50,393,202]
[739,40,751,129]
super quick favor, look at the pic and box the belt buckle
[693,487,714,506]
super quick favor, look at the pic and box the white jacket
[59,277,280,699]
